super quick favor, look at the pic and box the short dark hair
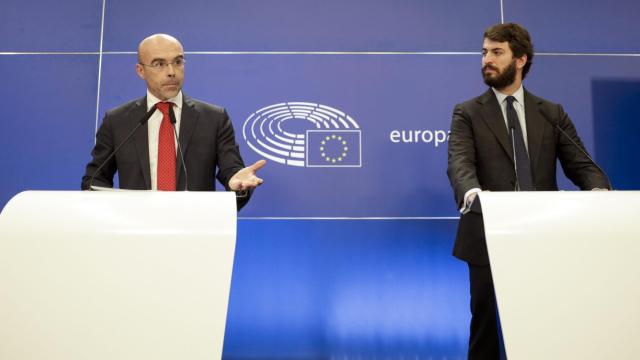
[484,23,534,79]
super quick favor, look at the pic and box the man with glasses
[82,34,264,209]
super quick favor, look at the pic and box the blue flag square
[306,130,362,167]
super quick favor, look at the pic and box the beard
[482,59,517,89]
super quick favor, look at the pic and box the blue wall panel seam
[1,52,639,57]
[0,52,100,55]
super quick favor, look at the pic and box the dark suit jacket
[447,88,609,265]
[81,94,250,209]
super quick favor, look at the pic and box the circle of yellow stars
[319,134,349,163]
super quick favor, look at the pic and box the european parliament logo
[242,102,362,168]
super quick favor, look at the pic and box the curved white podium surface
[480,191,640,360]
[0,191,237,360]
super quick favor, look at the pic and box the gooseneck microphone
[507,116,520,191]
[88,105,158,190]
[168,105,189,191]
[540,108,613,190]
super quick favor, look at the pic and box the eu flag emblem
[306,130,362,167]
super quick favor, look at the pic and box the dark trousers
[468,263,505,360]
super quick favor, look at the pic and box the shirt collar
[492,84,524,106]
[146,90,183,111]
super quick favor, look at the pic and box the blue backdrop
[1,0,638,358]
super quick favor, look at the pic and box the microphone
[89,104,158,190]
[168,105,189,191]
[539,108,613,190]
[507,112,517,130]
[507,114,520,191]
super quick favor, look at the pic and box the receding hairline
[137,34,183,63]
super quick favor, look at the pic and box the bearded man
[447,23,609,359]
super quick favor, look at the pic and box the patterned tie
[506,96,534,191]
[156,102,176,191]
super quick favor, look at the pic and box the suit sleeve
[447,104,482,208]
[214,109,251,209]
[81,114,117,190]
[553,104,610,189]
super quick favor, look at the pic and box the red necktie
[156,102,176,191]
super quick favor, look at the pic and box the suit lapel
[523,89,546,173]
[132,97,152,189]
[478,89,514,161]
[176,94,198,187]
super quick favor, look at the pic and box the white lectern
[480,191,640,360]
[0,191,237,360]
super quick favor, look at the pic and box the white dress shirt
[146,90,183,190]
[492,85,528,151]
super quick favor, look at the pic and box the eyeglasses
[139,58,186,71]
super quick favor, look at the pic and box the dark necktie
[506,96,534,191]
[156,102,176,191]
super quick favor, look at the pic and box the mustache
[482,64,498,72]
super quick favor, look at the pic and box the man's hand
[466,192,478,208]
[228,160,266,191]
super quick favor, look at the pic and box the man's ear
[516,54,527,70]
[135,63,145,80]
